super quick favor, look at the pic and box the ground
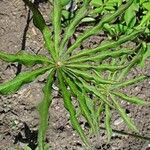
[0,0,150,150]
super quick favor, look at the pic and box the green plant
[0,0,150,149]
[87,0,150,34]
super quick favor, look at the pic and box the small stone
[14,120,19,125]
[114,118,123,126]
[0,106,4,112]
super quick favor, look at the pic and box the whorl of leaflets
[0,0,149,149]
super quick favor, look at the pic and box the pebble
[114,117,123,126]
[0,106,4,112]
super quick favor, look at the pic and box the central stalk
[56,61,63,68]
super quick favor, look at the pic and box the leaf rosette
[0,0,149,149]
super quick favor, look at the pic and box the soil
[0,0,150,150]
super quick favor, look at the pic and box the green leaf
[23,0,46,32]
[116,47,144,81]
[66,63,126,72]
[57,70,91,148]
[91,0,103,7]
[60,3,89,55]
[68,49,134,63]
[105,104,112,143]
[37,69,55,150]
[0,50,52,66]
[112,91,149,105]
[65,0,134,55]
[110,94,138,132]
[113,75,150,89]
[0,66,52,95]
[124,2,139,28]
[73,77,114,108]
[24,145,32,150]
[23,0,56,61]
[139,43,150,67]
[61,0,70,6]
[67,68,115,84]
[35,144,50,150]
[85,95,100,133]
[64,70,100,133]
[143,2,150,10]
[53,1,62,57]
[139,10,150,27]
[67,28,144,61]
[62,72,97,133]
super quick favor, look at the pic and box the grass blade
[37,69,55,150]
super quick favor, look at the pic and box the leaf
[60,3,89,54]
[24,145,32,150]
[139,43,150,67]
[67,68,115,84]
[66,63,126,72]
[110,94,138,132]
[53,1,62,56]
[72,77,114,108]
[112,91,149,105]
[143,2,150,10]
[85,95,99,133]
[61,0,70,6]
[57,70,91,148]
[0,66,52,95]
[67,28,144,60]
[116,47,144,81]
[68,49,134,63]
[23,0,46,32]
[0,50,52,66]
[64,70,100,133]
[64,69,99,134]
[124,2,138,28]
[65,0,134,55]
[113,75,150,89]
[35,144,50,150]
[23,0,56,61]
[65,72,98,133]
[91,0,103,7]
[105,104,112,143]
[37,69,55,150]
[62,72,97,133]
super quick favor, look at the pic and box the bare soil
[0,1,150,150]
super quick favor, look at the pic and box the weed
[0,0,150,149]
